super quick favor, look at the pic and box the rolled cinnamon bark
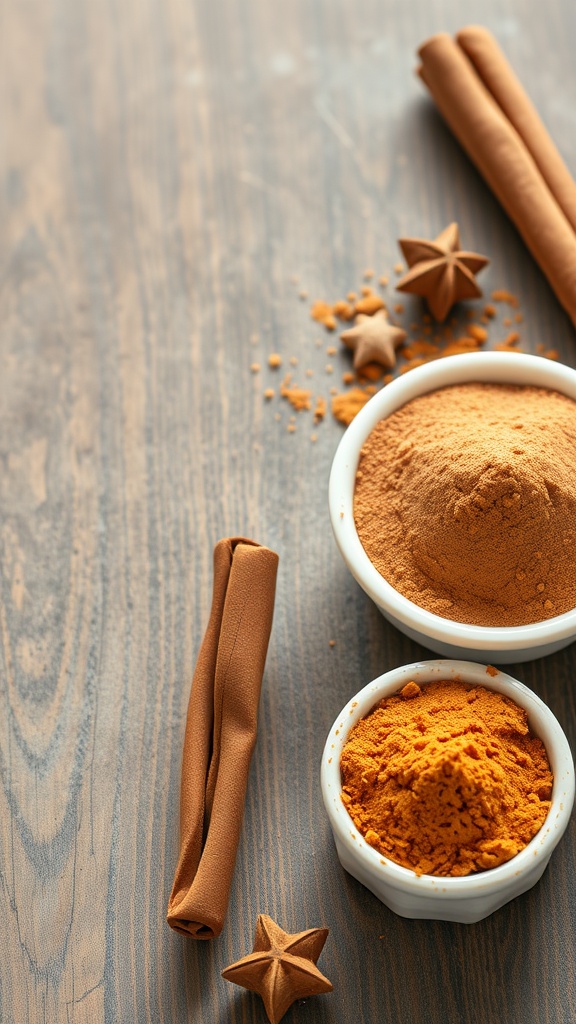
[418,31,576,327]
[456,26,576,233]
[167,537,279,939]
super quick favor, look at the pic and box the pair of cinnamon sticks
[418,26,576,326]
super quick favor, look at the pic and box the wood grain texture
[1,0,576,1021]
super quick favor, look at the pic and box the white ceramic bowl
[329,352,576,663]
[321,659,574,923]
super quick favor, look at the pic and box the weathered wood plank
[1,0,576,1021]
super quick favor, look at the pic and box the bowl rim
[329,351,576,651]
[321,659,575,898]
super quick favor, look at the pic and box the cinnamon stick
[167,537,279,939]
[418,30,576,326]
[456,26,576,234]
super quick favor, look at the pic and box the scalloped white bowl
[321,659,574,923]
[329,352,576,663]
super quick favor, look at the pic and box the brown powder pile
[354,383,576,626]
[340,680,552,877]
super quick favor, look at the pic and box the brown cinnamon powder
[354,382,576,626]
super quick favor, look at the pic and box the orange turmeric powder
[340,680,552,877]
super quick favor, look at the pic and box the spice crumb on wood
[248,251,562,436]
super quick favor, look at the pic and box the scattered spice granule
[484,304,496,318]
[486,665,498,677]
[314,396,327,422]
[310,433,318,443]
[311,299,333,322]
[305,368,314,377]
[287,423,296,433]
[399,357,430,373]
[394,262,404,274]
[299,289,308,300]
[315,338,323,348]
[479,316,489,325]
[342,371,355,384]
[468,324,488,343]
[330,386,339,395]
[250,362,261,373]
[333,300,355,321]
[494,341,524,352]
[491,289,520,307]
[363,268,374,280]
[361,285,373,296]
[274,412,281,421]
[383,373,393,384]
[545,349,559,360]
[358,363,384,382]
[515,313,524,323]
[347,291,357,302]
[280,375,312,411]
[401,341,439,360]
[397,346,432,362]
[394,303,405,314]
[332,387,373,425]
[408,339,440,357]
[536,343,546,353]
[355,294,385,315]
[310,300,337,331]
[441,341,475,356]
[290,356,298,366]
[379,276,389,287]
[268,353,282,368]
[263,388,275,400]
[328,639,337,647]
[450,335,484,351]
[326,346,337,356]
[503,331,521,346]
[325,364,334,374]
[503,317,512,327]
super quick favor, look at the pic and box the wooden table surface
[2,0,576,1021]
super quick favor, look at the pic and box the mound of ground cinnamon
[340,680,553,877]
[354,382,576,626]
